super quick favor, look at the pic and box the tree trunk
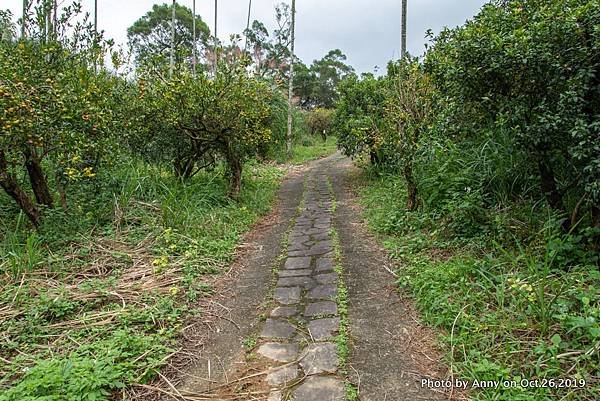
[225,153,242,200]
[404,162,418,211]
[591,204,600,249]
[538,159,564,212]
[370,151,380,166]
[538,159,570,230]
[173,157,195,180]
[169,0,176,77]
[0,150,41,226]
[24,146,53,207]
[55,171,68,210]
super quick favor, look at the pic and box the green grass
[289,135,338,165]
[328,184,358,400]
[357,173,599,401]
[0,160,284,401]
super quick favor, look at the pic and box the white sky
[3,0,489,73]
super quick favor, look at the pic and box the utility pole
[286,0,296,159]
[44,0,50,43]
[170,0,176,77]
[244,0,252,51]
[401,0,407,59]
[214,0,218,73]
[94,0,98,37]
[53,0,57,39]
[21,0,28,38]
[93,0,98,72]
[192,0,196,75]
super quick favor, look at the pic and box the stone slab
[315,272,338,284]
[279,269,312,277]
[261,319,296,339]
[271,306,299,318]
[307,284,337,300]
[277,276,316,288]
[292,376,345,401]
[266,364,300,386]
[315,257,334,272]
[257,342,299,363]
[284,257,311,270]
[299,342,339,374]
[308,317,340,341]
[304,301,338,317]
[274,287,301,304]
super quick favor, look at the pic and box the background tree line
[0,1,352,227]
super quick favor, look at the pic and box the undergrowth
[358,172,599,401]
[0,160,284,400]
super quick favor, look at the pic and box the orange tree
[137,60,276,199]
[425,0,600,231]
[383,59,435,211]
[334,73,387,165]
[0,10,120,226]
[306,108,334,141]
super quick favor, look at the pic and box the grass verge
[328,176,358,400]
[289,136,338,165]
[356,173,599,401]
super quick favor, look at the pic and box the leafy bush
[425,0,600,231]
[135,58,278,198]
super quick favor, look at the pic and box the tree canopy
[127,3,210,68]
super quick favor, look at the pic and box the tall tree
[244,3,292,79]
[292,49,354,109]
[213,0,217,72]
[310,49,354,108]
[286,0,296,158]
[127,3,210,67]
[21,0,28,38]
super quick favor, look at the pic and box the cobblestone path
[179,154,446,401]
[257,171,345,401]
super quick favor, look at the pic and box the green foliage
[425,0,600,223]
[289,135,337,165]
[359,174,599,401]
[127,2,210,68]
[135,58,277,198]
[0,10,14,42]
[0,160,283,399]
[244,3,293,81]
[293,50,354,108]
[334,73,386,163]
[0,4,125,226]
[306,108,334,141]
[0,330,170,401]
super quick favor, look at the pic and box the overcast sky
[4,0,489,73]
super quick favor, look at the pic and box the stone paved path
[257,172,345,401]
[179,153,447,401]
